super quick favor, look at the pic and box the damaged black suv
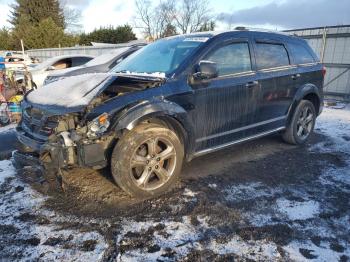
[15,29,324,197]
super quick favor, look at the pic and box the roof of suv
[173,28,302,42]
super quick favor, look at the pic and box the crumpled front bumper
[16,127,45,152]
[15,125,109,170]
[15,126,66,170]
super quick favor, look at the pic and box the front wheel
[111,123,184,198]
[282,100,316,145]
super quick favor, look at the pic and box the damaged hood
[26,73,112,109]
[25,72,166,114]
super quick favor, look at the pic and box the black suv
[15,29,324,197]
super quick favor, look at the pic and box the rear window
[255,43,290,70]
[288,42,315,64]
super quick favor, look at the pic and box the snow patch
[284,240,350,262]
[183,188,198,197]
[209,236,282,260]
[117,71,166,78]
[26,73,110,108]
[276,199,320,220]
[0,159,16,183]
[224,182,279,202]
[0,159,108,261]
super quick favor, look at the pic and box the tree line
[0,0,215,50]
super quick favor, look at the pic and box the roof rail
[234,26,249,31]
[234,26,293,36]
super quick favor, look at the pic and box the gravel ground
[0,105,349,261]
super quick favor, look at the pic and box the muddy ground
[0,106,349,261]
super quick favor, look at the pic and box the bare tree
[170,0,212,34]
[134,0,213,40]
[134,0,173,40]
[63,6,82,33]
[60,0,83,33]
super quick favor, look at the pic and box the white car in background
[17,54,95,89]
[3,53,33,70]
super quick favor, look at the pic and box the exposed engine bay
[16,73,166,171]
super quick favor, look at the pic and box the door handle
[291,74,301,80]
[245,81,258,88]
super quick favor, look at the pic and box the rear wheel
[282,100,316,145]
[111,123,184,198]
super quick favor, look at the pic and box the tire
[282,100,316,145]
[111,123,184,198]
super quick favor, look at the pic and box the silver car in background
[44,44,146,85]
[16,54,95,89]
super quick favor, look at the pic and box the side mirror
[193,60,218,80]
[47,66,55,71]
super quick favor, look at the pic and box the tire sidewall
[111,124,184,198]
[292,100,316,144]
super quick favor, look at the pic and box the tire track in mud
[22,132,348,261]
[2,126,349,261]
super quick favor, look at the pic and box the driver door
[190,39,260,153]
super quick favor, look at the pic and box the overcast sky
[0,0,349,37]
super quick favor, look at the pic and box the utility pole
[20,39,25,57]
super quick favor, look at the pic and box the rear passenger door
[191,39,260,152]
[253,40,297,130]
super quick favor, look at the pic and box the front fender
[113,99,195,159]
[114,99,185,130]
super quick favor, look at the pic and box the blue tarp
[0,57,5,69]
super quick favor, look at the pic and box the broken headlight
[87,113,110,137]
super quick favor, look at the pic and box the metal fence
[25,40,146,61]
[285,25,350,101]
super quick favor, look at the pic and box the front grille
[21,108,58,140]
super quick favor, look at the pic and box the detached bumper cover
[12,150,43,171]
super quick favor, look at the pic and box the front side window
[256,43,290,70]
[205,42,252,76]
[288,42,315,64]
[112,36,210,76]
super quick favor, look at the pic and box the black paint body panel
[18,30,324,163]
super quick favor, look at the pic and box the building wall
[286,25,350,100]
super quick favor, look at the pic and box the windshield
[111,35,210,76]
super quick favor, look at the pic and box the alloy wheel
[296,105,314,140]
[130,137,177,191]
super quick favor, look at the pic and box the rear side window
[255,43,290,70]
[288,42,315,64]
[205,42,251,76]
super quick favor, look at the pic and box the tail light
[322,66,326,77]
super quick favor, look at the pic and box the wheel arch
[113,100,195,159]
[287,83,322,126]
